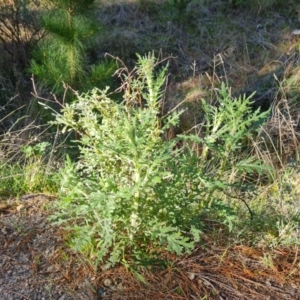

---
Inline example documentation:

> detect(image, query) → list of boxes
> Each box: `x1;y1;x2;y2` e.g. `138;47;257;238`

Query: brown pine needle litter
0;194;299;299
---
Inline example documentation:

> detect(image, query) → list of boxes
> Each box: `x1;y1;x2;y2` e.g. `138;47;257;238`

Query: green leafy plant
51;54;201;268
179;84;271;215
50;53;270;269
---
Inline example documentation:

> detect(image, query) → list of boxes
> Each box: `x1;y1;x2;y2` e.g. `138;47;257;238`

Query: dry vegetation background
2;0;300;299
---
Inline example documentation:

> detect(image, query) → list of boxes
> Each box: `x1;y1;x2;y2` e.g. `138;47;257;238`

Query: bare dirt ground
1;194;300;299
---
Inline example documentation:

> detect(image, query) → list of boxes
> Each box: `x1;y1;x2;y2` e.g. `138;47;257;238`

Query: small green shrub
50;53;270;269
30;0;106;97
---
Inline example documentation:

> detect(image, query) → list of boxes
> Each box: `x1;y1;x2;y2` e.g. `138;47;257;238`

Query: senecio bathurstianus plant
49;53;270;269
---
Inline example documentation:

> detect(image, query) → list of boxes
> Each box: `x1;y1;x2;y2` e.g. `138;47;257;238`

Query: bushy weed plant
50;54;270;268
